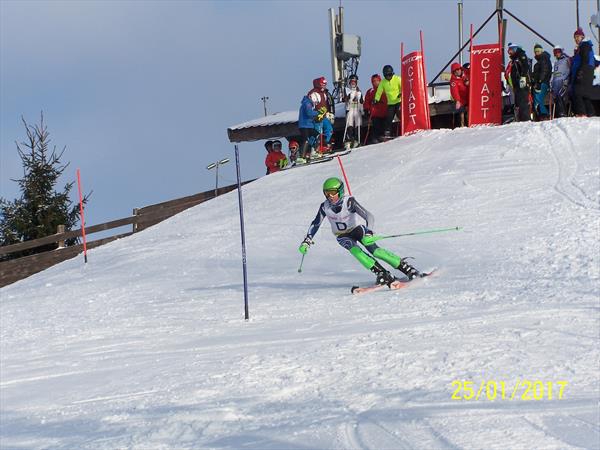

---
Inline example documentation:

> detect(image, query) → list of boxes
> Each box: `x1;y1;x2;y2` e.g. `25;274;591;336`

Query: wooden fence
0;180;253;288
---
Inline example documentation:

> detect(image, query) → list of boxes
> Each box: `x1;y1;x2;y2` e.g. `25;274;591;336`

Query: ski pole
298;253;306;273
363;226;462;244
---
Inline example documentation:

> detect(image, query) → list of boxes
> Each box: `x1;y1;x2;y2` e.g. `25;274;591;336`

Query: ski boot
371;262;396;287
397;259;422;280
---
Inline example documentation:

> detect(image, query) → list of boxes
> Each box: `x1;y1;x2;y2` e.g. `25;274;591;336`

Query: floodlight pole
206;158;230;198
261;96;269;116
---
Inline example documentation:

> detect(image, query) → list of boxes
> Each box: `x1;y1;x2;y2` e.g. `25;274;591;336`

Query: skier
308;77;335;151
265;140;288;174
343;74;363;149
550;45;571;118
507;43;532;121
450;62;470;127
298;95;319;161
298;177;423;287
373;65;401;139
288;139;303;166
531;43;552;120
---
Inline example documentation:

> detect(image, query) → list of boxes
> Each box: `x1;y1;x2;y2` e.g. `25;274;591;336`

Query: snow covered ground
1;118;599;450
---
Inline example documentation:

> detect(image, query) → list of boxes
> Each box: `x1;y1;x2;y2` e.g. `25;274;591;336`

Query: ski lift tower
328;6;361;102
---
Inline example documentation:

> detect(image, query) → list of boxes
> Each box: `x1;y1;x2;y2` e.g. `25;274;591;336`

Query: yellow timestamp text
451;380;568;401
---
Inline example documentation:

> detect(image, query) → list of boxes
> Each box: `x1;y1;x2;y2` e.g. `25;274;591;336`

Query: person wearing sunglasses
298;177;424;287
531;44;552;120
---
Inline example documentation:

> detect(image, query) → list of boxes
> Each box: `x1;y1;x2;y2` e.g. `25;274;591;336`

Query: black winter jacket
532;51;552;85
509;48;531;88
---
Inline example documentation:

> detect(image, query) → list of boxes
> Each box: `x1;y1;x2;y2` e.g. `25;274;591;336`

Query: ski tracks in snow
543;120;600;211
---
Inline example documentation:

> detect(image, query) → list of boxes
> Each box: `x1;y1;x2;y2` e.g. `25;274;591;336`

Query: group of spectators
450;27;598;123
264;27;598;175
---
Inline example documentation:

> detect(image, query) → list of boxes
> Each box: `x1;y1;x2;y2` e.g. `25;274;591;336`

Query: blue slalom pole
234;145;250;321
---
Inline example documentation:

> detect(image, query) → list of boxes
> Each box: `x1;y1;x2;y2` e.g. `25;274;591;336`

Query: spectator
570;27;596;117
550;45;571;118
288;139;303;166
374;65;401;139
265;139;288;174
263;140;274;175
363;74;387;144
308;77;334;151
450;62;470;126
507;43;531;121
343;74;363;148
298;95;319;160
531;43;552;120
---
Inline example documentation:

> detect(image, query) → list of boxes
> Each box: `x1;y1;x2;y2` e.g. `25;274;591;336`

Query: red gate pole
336;155;352;197
76;169;88;263
400;42;404;136
468;24;475;126
420;31;431;129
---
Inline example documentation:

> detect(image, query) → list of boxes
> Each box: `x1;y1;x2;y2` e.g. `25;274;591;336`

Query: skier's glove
519;77;527;89
278;158;288;169
298;237;313;255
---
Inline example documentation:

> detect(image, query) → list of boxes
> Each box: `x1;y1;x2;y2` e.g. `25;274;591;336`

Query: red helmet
451;62;462;73
288;140;299;150
313;76;327;89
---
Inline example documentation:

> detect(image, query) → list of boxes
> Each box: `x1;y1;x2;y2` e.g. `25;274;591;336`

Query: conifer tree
0;113;88;260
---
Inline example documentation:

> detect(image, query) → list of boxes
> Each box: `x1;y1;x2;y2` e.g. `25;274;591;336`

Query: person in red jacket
265;139;288;174
363;74;388;143
450;62;470;126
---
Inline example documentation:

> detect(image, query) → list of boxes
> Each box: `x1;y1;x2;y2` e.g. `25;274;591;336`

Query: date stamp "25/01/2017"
451;380;568;401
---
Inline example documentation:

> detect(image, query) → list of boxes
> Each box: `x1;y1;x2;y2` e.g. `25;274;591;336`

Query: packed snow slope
1;118;599;450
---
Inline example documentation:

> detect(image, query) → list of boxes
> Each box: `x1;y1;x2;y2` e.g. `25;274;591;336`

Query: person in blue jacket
570;28;597;117
298;95;319;161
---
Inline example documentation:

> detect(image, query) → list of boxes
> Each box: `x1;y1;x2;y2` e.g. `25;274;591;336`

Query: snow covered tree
0;113;87;260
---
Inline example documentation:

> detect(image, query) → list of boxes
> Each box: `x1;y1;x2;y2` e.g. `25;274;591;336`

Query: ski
283;156;334;171
350;269;437;295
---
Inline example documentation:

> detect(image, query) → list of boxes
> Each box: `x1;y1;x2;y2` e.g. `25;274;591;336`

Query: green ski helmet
322;177;344;199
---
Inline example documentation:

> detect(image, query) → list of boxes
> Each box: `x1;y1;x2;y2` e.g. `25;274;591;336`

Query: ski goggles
324;189;339;196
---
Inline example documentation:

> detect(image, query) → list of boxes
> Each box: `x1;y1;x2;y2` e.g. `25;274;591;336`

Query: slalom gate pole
367;226;462;243
76;169;88;264
336;153;352;196
234;145;250;321
298;253;305;273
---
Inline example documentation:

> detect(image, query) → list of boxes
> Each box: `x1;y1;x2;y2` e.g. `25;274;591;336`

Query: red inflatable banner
401;50;430;135
468;43;503;126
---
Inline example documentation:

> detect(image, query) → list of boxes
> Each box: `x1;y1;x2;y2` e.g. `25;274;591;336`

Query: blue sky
1;0;597;229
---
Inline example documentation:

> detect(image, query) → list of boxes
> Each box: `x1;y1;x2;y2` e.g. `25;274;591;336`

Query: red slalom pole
336;155;352;196
76;169;88;263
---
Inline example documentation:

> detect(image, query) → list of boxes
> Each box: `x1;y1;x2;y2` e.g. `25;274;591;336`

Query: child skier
298;177;424;286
